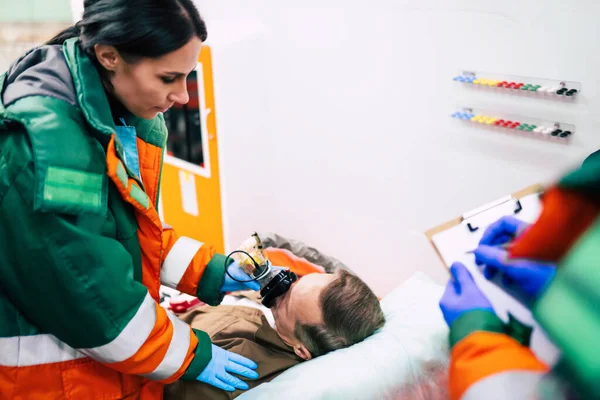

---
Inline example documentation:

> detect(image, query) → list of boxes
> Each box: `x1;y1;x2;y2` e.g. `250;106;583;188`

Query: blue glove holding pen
473;246;556;305
479;215;530;247
197;345;259;392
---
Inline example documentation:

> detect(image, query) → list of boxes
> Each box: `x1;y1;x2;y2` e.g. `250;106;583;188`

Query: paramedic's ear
94;44;121;71
293;345;312;361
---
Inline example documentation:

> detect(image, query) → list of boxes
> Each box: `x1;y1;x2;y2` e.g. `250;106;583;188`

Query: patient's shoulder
178;304;264;338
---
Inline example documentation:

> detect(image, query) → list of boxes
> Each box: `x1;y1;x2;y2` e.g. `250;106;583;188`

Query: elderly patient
164;268;385;399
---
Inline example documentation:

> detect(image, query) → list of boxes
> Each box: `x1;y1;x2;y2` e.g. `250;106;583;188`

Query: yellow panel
161;46;225;253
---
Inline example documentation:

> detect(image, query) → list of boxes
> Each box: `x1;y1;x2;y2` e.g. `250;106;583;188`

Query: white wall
199;0;600;296
66;0;600;295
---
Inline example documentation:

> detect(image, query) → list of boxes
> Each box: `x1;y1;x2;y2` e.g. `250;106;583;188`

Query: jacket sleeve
160;225;228;306
448;310;549;400
0;134;210;383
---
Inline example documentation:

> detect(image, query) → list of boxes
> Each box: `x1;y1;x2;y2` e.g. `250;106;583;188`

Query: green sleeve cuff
196;253;230;306
450;310;505;347
181;329;213;380
450;310;534;348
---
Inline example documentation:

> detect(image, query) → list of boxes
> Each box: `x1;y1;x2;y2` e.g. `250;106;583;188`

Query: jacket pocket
61;358;124;400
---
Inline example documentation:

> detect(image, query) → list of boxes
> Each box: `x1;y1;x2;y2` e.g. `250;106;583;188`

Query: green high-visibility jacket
0;38;228;398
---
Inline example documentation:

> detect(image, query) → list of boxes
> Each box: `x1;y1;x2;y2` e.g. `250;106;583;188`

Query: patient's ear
293;345;312;360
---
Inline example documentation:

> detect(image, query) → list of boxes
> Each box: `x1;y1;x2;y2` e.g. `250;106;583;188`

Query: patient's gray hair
294;269;385;358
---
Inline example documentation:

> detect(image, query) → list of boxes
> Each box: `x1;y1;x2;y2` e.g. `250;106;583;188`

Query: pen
465;243;513;254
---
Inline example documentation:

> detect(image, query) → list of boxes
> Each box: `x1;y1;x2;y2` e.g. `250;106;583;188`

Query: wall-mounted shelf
451;107;575;143
452;70;581;100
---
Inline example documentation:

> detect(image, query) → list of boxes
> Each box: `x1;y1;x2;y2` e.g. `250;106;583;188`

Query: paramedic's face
271;273;336;360
94;37;202;119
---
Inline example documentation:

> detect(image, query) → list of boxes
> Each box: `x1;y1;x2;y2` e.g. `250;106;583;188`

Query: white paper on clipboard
431;193;561;366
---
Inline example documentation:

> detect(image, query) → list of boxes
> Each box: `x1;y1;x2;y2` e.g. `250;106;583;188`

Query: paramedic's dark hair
46;0;207;62
294;269;385;358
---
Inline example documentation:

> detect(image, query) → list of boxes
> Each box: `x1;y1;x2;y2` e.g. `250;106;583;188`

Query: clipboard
425;183;560;366
425;184;544;267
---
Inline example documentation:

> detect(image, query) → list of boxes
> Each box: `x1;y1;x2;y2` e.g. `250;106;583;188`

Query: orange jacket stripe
106;302;173;376
80;293;158;364
142;312;194;381
135;136;163;206
164;331;201;385
264;248;325;276
176;244;216;296
450;331;549;400
104;136;200;381
134;139;166;298
107;136;163;299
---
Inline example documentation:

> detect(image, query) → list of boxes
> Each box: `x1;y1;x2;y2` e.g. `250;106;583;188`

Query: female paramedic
439;150;600;399
0;0;262;398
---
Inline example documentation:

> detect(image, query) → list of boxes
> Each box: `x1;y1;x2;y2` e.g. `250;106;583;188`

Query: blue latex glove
221;262;261;292
479;215;530;247
197;344;259;392
439;262;495;327
474;245;556;304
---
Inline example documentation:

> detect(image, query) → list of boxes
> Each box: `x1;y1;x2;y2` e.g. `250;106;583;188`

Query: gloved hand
474;245;556;304
197;344;259;392
221;262;261;292
479;215;530;247
439;262;495;327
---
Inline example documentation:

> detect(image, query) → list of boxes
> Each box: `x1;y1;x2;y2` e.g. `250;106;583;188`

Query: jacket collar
62;38;115;137
0;73;7;120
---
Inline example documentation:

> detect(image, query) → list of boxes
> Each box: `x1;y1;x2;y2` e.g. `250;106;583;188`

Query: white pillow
238;272;449;400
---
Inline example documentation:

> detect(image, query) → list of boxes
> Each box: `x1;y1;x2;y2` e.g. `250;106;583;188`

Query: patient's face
271;273;336;360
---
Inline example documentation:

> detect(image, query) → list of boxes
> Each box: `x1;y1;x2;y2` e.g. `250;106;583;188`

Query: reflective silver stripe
0;334;85;367
160;237;203;289
462;371;544;400
142;311;192;380
0;294;157;367
80;293;157;363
